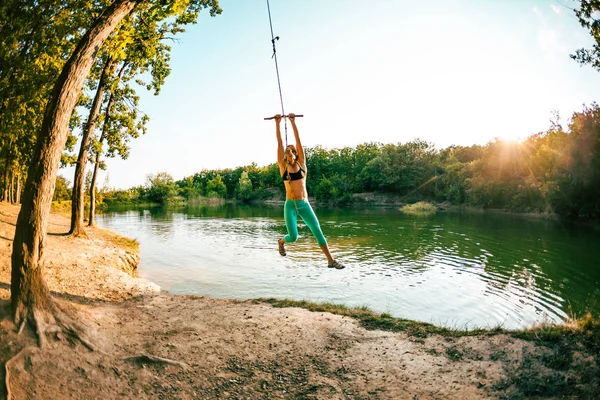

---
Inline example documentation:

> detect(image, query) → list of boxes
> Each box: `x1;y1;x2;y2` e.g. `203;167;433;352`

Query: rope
266;0;299;212
266;0;288;146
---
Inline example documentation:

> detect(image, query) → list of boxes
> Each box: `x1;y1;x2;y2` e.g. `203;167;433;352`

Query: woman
274;113;344;269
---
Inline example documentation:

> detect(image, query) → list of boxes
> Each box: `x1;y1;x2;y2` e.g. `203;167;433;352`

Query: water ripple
97;206;600;330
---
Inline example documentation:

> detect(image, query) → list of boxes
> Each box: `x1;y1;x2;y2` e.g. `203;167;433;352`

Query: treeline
97;104;600;220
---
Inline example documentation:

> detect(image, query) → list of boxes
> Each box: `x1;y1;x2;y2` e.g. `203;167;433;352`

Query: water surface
96;204;600;330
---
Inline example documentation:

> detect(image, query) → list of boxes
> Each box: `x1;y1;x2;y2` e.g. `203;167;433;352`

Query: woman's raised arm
275;114;285;173
289;113;305;166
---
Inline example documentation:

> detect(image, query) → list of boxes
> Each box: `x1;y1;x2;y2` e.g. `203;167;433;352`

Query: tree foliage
236;171;253;202
146;172;177;203
0;0;98;200
53;175;72;201
73;0;221;230
206;173;226;198
571;0;600;71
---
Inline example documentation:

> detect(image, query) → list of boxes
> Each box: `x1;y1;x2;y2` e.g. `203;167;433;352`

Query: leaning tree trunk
88;149;102;227
88;61;127;227
11;0;140;344
70;57;116;236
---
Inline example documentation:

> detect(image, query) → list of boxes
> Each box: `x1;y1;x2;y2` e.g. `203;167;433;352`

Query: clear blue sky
64;0;600;189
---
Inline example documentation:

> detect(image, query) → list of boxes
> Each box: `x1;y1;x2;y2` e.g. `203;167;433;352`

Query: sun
496;130;523;143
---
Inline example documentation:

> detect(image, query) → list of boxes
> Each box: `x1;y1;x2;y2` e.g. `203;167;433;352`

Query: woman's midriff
284;180;308;200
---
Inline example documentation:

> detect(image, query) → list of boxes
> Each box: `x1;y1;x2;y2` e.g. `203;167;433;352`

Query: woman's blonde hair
285;145;298;157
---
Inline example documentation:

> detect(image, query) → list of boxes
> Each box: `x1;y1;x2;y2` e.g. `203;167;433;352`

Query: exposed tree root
4;347;37;400
16;298;97;352
71;230;89;239
5;299;99;398
124;354;189;368
17;320;25;336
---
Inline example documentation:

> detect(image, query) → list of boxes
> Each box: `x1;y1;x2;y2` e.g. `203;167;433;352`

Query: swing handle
264;114;304;120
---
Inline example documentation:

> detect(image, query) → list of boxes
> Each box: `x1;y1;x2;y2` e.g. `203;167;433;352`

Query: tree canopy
571;0;600;71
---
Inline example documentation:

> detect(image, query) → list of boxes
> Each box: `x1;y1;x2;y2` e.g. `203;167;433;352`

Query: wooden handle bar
264;114;304;120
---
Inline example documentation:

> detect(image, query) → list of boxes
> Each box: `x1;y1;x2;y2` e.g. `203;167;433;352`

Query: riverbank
0;202;597;399
98;190;563;220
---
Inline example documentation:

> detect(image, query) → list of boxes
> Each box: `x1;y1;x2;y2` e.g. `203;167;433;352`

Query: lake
96;203;600;330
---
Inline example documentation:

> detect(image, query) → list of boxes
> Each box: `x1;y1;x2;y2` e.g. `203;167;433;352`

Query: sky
62;0;600;190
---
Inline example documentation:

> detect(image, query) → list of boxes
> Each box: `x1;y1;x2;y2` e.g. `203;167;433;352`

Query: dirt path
0;202;584;399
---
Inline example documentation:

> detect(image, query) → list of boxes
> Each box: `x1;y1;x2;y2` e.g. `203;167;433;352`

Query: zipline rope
266;0;288;146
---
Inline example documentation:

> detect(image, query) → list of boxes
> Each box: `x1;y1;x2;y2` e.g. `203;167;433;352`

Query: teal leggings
283;199;327;246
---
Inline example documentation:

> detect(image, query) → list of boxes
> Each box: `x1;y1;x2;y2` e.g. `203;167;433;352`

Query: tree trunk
2;156;9;202
88;61;126;227
88;153;101;227
11;0;140;338
70;57;116;236
16;172;21;204
10;169;15;203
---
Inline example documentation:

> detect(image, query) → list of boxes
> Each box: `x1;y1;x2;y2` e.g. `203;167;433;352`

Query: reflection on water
97;204;600;329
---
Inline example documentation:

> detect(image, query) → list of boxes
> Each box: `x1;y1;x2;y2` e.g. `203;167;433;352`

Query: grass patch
187;196;226;206
400;201;437;215
492;355;574;398
100;200;160;209
489;350;507;361
109;234;139;252
94;226;139;252
498;312;600;398
445;346;463;361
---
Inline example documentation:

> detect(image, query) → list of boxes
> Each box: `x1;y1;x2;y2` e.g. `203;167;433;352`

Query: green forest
89;104;600;220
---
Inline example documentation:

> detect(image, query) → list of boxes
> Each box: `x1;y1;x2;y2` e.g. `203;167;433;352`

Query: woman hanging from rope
274;114;345;269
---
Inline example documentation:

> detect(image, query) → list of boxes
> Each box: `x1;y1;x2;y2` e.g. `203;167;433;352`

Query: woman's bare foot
278;238;286;256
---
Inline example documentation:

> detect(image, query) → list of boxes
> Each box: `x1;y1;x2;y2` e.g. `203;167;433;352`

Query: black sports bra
282;166;305;182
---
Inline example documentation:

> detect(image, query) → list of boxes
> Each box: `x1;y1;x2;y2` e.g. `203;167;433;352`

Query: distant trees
206;174;227;198
146;172;177;204
53;175;72;202
98;104;600;221
548;105;600;218
97;104;600;222
236;171;253;202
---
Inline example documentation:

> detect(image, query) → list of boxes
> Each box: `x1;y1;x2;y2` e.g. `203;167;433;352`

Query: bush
401;201;437;215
